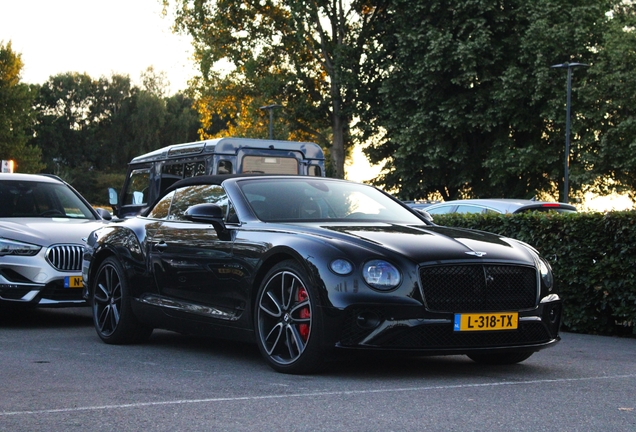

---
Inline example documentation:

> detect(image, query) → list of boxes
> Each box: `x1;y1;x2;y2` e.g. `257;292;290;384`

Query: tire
467;351;534;365
91;256;152;344
254;260;325;374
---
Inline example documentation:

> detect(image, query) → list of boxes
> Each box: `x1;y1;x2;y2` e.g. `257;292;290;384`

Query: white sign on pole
1;160;14;173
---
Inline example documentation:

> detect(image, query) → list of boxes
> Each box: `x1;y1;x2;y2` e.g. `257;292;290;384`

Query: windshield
0;180;96;219
238;178;424;224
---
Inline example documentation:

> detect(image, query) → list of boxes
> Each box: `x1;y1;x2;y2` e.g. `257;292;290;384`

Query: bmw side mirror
95;208;112;221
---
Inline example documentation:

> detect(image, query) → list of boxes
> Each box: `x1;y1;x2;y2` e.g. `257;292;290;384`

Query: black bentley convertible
82;175;561;374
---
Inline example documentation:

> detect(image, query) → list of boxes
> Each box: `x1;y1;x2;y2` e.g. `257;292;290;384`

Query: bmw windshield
0;180;97;219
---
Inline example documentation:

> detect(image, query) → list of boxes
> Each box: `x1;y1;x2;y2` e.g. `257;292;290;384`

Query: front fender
84;225;151;300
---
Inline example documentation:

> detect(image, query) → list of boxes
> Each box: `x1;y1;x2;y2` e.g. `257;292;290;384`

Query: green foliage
28;72;203;201
0;41;44;172
433;211;636;335
361;0;634;203
166;0;390;178
71;171;126;207
577;4;636;199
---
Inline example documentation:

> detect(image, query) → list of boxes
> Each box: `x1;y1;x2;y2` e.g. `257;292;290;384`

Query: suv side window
123;168;151;205
218;160;233;174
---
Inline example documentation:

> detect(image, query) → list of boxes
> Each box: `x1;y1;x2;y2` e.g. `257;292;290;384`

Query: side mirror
95;208;112;221
108;187;119;206
184;203;231;240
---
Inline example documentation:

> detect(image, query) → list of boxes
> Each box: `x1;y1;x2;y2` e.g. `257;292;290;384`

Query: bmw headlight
362;260;401;290
0;238;41;256
539;259;554;291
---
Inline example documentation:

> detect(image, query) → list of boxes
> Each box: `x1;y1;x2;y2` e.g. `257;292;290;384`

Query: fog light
356;311;381;329
549;305;561;324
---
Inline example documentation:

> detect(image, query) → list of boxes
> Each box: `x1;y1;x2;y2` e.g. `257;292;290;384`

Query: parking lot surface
1;307;634;431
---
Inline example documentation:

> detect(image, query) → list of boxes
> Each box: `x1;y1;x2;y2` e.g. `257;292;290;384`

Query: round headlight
330;259;353;275
362;260;401;290
539;259;553;291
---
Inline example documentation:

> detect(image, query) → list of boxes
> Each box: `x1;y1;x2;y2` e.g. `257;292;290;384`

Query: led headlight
539;259;554;291
0;238;41;256
362;260;401;290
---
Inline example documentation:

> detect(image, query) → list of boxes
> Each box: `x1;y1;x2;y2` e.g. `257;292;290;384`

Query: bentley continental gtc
82;175;561;374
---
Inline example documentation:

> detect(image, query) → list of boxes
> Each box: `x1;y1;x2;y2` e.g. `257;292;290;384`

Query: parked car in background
424;198;577;216
110;137;326;219
83;175;561;374
403;200;439;211
0;173;110;308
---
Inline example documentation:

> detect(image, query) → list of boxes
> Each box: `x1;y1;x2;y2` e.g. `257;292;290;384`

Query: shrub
433;211;636;335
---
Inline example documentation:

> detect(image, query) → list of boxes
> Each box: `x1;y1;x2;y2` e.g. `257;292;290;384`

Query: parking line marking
2;373;635;417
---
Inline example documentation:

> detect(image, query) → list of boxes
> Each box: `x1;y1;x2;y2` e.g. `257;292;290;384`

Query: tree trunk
331;99;345;179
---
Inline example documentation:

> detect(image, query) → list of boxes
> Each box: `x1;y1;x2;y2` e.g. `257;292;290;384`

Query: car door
148;184;242;321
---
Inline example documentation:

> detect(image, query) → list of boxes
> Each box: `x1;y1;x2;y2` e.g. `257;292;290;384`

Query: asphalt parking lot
0;307;634;431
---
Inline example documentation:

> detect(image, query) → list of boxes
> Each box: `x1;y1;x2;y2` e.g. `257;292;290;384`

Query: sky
0;0;196;94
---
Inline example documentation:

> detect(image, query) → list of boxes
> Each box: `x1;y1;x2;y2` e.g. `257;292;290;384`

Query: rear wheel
467;351;533;365
92;257;152;344
254;260;325;374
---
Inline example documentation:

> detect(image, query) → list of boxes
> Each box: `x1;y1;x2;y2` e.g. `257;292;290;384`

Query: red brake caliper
297;287;310;341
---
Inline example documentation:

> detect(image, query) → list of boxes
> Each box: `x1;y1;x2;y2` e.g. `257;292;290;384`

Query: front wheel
91;256;152;344
254;260;325;374
467;351;534;365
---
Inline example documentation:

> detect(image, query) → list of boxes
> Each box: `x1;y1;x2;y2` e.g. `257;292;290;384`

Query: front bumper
326;296;562;355
0;268;86;307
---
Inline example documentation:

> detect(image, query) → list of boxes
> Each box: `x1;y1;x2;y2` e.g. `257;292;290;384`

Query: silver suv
0;173;110;308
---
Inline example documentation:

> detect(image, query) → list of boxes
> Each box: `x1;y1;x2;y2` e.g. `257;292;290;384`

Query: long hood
0;218;107;246
295;223;537;264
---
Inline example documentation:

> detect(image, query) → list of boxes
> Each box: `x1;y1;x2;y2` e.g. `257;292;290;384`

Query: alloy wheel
93;262;122;337
257;270;312;366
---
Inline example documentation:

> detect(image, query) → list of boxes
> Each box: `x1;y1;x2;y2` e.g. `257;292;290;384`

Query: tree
166;0;389;178
163;92;203;145
31;72;101;174
30;70;207;201
141;66;170;99
0;41;44;173
361;0;623;202
577;3;636;200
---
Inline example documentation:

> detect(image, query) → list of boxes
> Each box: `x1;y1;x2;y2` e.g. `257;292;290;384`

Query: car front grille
419;264;538;312
46;245;84;271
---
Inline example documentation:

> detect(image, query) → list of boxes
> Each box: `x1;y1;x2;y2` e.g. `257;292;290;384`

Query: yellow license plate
454;312;518;331
64;276;84;288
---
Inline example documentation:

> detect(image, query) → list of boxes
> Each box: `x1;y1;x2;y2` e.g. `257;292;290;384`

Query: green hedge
432;211;636;335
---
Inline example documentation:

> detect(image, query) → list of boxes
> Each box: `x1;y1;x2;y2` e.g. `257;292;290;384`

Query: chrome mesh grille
46;245;84;271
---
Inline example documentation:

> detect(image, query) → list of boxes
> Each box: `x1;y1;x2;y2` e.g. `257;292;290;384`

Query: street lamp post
259;104;282;140
551;62;589;204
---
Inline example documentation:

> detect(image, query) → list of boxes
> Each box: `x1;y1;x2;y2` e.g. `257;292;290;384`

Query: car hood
0;218;106;246
294;223;537;264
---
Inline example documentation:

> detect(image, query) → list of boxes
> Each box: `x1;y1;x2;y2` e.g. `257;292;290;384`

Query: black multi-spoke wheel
467;351;534;365
92;257;152;344
255;260;324;374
